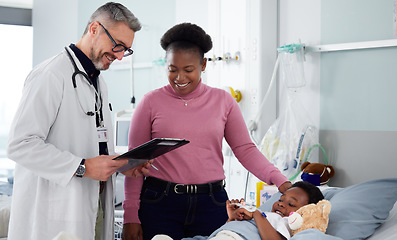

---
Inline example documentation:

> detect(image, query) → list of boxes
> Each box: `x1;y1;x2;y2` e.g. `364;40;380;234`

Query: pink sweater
123;81;287;223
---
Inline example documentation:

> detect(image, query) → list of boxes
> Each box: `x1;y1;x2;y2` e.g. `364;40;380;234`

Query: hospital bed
258;178;397;240
1;178;396;239
0;195;10;239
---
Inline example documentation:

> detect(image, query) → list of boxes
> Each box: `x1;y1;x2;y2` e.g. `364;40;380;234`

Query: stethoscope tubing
64;47;102;116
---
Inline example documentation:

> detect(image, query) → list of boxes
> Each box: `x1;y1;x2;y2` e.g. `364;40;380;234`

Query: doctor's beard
90;49;110;71
92;56;106;71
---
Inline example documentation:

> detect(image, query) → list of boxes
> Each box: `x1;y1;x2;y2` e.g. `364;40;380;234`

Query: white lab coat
7;46;116;240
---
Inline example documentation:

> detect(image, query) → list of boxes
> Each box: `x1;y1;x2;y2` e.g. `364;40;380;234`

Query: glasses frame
98;22;133;57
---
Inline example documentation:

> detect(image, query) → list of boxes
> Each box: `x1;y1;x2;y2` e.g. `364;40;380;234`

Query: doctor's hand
122;223;143;240
121;160;152;178
84;155;127;181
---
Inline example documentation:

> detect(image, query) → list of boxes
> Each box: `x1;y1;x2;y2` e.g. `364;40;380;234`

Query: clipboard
113;138;190;172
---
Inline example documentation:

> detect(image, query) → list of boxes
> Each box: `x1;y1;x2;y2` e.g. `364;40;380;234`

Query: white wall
33;0;79;66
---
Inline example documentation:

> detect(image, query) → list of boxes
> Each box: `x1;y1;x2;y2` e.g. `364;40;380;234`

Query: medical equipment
114;109;133;154
248;43;305;139
64;47;102;117
277;43;306;88
260;68;317;179
223;86;242;103
114;209;124;240
247;42;319;180
247;55;279;145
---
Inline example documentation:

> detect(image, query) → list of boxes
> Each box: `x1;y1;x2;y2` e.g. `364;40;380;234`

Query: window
0;24;33;195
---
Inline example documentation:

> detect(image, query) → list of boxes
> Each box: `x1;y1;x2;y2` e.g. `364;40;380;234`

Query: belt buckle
174;184;185;194
174;184;198;194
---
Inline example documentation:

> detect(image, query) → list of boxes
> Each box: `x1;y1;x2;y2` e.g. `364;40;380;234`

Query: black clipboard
113;138;190;172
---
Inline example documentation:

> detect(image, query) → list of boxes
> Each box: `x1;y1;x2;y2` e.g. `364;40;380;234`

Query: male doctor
7;2;146;240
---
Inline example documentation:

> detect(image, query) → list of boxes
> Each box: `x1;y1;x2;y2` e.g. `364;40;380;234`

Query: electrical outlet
251;95;257;105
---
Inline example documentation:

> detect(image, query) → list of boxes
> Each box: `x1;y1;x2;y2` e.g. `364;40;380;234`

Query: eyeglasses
98;22;134;57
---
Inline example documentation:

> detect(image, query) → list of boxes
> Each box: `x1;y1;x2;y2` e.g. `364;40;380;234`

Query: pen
150;163;159;171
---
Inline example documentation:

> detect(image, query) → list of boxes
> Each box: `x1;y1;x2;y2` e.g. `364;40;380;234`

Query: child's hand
226;198;245;221
238;208;254;220
226;199;254;221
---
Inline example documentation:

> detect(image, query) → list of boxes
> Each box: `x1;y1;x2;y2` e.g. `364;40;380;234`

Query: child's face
271;187;309;217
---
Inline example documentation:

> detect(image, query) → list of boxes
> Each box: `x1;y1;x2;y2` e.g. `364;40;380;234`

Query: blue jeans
138;179;229;240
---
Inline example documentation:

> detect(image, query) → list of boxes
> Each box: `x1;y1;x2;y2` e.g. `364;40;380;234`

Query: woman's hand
121;160;153;178
278;181;292;193
122;223;143;240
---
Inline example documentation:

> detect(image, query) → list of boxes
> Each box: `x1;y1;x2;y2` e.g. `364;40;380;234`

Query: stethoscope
65;47;102;117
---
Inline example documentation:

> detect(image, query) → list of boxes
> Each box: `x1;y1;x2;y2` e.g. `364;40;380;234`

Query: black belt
144;177;225;194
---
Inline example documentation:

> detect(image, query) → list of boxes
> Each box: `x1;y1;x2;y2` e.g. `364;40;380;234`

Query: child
222;181;324;240
152;181;324;240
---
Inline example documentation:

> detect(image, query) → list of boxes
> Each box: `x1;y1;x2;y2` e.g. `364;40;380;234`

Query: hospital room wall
319;0;397;187
278;0;321;130
279;0;397;187
33;0;79;66
33;0;177;115
277;0;322;171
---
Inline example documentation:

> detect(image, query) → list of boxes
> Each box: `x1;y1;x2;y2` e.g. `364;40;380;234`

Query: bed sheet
366;201;397;240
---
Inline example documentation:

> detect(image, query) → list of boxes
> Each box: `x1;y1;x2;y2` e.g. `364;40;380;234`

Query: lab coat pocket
47;178;97;222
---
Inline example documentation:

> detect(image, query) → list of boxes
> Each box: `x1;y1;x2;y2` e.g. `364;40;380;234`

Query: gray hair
83;2;141;34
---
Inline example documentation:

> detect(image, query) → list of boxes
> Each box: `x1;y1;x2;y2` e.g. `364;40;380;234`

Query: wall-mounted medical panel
202;0;278;200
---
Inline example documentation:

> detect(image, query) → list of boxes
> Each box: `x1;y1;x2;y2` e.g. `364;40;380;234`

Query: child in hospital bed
222;181;324;240
152;181;324;240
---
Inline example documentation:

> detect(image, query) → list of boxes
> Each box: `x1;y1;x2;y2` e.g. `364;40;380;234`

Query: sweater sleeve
123;95;153;224
224;94;288;187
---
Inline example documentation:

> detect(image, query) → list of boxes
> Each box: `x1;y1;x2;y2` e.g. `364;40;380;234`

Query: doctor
7;2;145;240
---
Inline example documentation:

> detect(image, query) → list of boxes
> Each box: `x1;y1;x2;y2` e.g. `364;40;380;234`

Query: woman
122;22;291;240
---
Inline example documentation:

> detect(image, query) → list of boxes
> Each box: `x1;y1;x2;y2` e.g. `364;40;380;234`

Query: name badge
97;127;108;142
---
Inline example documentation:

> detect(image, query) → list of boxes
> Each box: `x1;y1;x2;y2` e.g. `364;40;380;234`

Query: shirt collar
165;80;206;99
69;44;100;84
